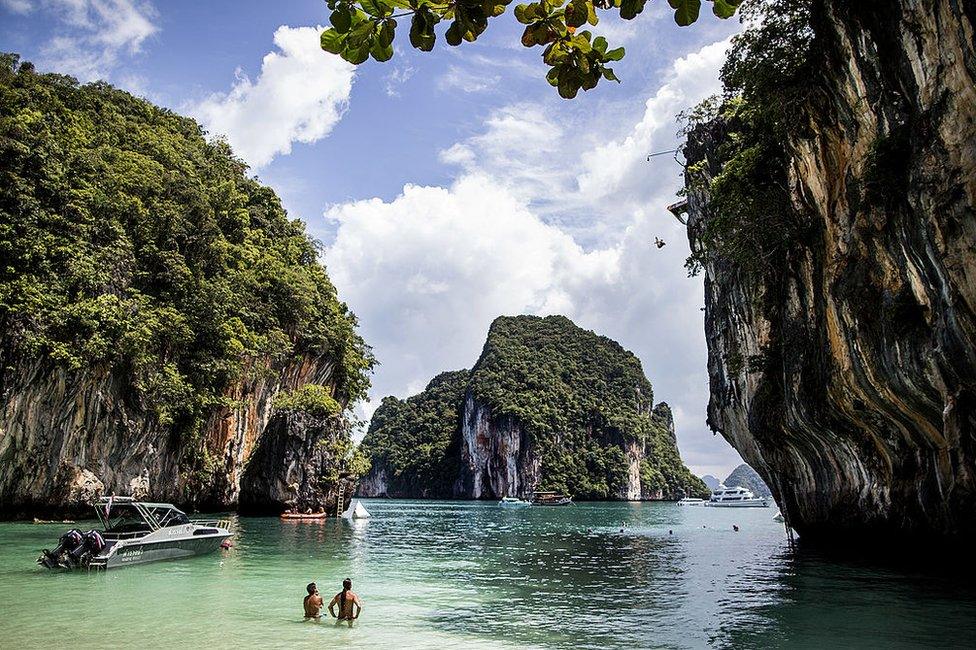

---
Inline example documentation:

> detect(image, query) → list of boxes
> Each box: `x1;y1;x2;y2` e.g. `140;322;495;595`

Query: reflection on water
1;500;974;648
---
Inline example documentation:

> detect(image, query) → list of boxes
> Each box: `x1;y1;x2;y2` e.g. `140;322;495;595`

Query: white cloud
1;0;33;14
325;37;745;476
192;26;354;169
36;0;158;80
326;175;620;424
384;62;415;97
438;64;501;93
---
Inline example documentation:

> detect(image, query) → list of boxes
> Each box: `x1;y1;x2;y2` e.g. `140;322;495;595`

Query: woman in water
329;578;362;626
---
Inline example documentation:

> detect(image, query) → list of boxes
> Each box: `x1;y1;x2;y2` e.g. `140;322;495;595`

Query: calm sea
1;500;974;648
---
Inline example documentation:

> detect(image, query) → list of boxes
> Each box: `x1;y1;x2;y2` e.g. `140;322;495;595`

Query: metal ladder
336;482;345;518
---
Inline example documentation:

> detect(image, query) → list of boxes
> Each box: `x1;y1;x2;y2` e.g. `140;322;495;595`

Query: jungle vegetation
362;315;708;500
0;55;374;468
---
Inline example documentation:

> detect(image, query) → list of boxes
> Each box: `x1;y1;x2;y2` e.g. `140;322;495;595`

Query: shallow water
2;500;974;648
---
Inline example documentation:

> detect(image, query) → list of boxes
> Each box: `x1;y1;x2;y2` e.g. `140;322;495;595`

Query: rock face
238;410;355;515
685;0;976;545
0;58;371;518
723;464;772;498
455;393;541;499
701;475;721;491
0;354;335;516
360;315;707;501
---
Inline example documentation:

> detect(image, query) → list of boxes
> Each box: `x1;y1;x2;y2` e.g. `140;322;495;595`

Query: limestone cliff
0;57;372;518
360;315;707;501
683;0;976;545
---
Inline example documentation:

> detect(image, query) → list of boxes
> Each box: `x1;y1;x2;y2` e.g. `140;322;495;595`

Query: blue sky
1;0;746;479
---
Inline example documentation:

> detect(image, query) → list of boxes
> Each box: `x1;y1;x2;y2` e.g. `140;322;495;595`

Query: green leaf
565;0;588;28
347;19;377;47
546;66;560;86
619;0;646;20
514;3;536;23
571;34;592;53
330;6;353;32
592;35;607;53
604;46;624;61
361;0;393;17
341;44;371;65
668;0;700;25
586;2;599;25
370;39;395;61
445;21;463;46
320;28;346;55
379;18;397;48
602;67;619;82
711;0;738;18
409;10;436;51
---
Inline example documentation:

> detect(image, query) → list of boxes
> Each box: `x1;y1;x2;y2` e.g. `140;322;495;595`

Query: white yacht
498;496;531;507
677;497;705;506
38;496;232;570
706;485;770;508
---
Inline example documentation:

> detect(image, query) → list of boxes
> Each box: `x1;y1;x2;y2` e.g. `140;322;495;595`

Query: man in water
328;578;362;624
304;582;323;620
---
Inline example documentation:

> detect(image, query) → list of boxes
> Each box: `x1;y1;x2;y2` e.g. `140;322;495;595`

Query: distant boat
706;485;770;508
678;498;705;506
532;491;573;506
280;511;327;521
498;496;531;507
773;511;785;522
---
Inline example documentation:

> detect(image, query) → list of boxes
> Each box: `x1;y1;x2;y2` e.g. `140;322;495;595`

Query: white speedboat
531;492;573;506
678;498;705;506
706;485;770;508
773;511;786;522
498;496;530;507
38;496;232;570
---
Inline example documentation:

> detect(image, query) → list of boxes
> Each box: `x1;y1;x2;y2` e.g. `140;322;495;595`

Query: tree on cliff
319;0;743;98
0;54;374;491
361;315;708;500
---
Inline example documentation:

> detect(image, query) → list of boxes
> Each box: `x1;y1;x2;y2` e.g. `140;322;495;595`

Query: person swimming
329;578;362;624
304;582;323;620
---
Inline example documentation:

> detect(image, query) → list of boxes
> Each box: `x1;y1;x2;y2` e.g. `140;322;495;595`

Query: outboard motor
82;529;105;557
64;529;106;567
38;528;84;569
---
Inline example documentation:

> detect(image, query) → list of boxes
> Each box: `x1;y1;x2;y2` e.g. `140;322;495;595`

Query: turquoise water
2;500;974;648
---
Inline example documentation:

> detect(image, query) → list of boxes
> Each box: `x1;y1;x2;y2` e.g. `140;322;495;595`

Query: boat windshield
102;504;152;533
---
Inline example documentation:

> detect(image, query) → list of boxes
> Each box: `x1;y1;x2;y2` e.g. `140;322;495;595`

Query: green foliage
0;55;374;460
320;428;373;482
275;384;343;417
360;370;468;496
319;0;741;98
363;316;705;500
682;0;813;275
471;316;704;498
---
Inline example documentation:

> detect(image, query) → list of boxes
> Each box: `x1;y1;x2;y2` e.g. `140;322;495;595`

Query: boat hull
707;500;770;508
104;533;231;569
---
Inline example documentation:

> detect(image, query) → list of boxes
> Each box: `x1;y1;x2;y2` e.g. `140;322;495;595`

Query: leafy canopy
681;0;813;276
320;0;742;99
362;316;708;499
0;54;374;455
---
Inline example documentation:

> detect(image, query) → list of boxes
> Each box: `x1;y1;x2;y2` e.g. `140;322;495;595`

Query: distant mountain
360;315;708;501
701;475;721;491
723;464;772;498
